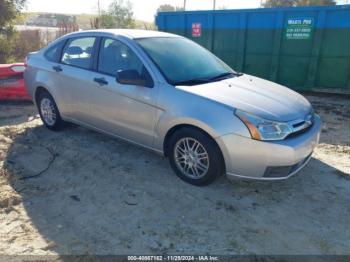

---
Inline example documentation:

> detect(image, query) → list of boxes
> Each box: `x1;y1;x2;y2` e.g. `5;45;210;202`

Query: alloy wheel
174;137;210;179
40;97;57;126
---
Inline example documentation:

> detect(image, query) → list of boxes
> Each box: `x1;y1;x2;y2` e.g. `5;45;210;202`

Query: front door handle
52;65;62;72
94;77;108;86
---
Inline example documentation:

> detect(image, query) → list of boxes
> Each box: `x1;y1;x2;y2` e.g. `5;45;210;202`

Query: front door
87;37;159;148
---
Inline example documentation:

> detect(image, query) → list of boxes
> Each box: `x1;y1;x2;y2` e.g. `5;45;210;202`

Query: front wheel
168;128;225;186
37;91;63;130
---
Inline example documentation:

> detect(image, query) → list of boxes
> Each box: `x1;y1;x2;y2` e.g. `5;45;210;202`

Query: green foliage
0;0;26;63
100;0;135;29
13;12;29;25
0;0;25;29
0;35;15;63
157;4;184;12
12;30;41;62
263;0;294;7
297;0;336;6
263;0;336;7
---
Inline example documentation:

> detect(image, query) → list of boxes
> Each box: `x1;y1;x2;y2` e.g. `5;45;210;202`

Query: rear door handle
94;77;108;86
52;65;62;72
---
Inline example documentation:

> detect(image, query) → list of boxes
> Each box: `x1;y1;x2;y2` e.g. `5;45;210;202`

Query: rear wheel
168;127;225;186
37;91;63;130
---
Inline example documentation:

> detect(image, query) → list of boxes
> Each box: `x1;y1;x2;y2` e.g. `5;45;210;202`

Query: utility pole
183;0;186;10
213;0;216;10
97;0;101;17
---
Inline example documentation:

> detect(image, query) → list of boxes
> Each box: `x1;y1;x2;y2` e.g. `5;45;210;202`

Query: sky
25;0;348;22
24;0;262;22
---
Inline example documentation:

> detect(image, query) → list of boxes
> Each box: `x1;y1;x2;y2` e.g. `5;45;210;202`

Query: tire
168;127;225;186
37;91;64;131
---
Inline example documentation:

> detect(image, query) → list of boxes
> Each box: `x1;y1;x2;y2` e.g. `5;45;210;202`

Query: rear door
35;40;67;113
86;37;159;147
55;36;98;123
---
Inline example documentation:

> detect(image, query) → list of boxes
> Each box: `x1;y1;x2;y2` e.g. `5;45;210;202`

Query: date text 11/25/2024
127;255;219;261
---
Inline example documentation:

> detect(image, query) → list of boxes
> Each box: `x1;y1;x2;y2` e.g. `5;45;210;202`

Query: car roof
67;29;180;39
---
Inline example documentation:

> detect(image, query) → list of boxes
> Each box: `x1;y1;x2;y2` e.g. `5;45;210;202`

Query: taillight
11;65;26;73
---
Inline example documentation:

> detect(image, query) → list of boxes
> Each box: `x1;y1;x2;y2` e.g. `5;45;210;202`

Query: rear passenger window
61;37;96;69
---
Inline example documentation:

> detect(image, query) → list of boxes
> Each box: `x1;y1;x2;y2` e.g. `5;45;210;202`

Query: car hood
176;74;312;122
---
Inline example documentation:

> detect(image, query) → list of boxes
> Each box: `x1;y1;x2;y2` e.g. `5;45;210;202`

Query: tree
263;0;295;7
156;4;184;13
157;4;175;12
0;0;26;63
12;30;41;61
100;0;135;29
296;0;336;6
263;0;336;7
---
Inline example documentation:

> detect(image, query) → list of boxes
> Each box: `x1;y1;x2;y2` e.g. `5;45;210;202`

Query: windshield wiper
208;72;243;82
174;78;211;86
174;72;243;86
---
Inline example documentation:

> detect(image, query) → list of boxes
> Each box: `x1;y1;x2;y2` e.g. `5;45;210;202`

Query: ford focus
24;29;321;186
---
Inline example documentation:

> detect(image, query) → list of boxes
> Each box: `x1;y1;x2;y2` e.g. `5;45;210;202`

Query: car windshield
136;37;237;86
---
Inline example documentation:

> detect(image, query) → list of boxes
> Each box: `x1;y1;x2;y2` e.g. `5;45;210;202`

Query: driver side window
98;38;153;87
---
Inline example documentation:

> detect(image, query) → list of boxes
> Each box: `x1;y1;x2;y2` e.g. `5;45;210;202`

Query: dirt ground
0;94;349;255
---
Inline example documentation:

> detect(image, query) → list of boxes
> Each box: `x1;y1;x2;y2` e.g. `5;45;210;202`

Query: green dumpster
156;5;350;93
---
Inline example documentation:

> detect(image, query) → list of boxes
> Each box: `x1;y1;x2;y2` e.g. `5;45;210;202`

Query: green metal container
156;5;350;93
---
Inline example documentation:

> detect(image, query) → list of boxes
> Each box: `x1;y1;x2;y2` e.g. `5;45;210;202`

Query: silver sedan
24;29;321;186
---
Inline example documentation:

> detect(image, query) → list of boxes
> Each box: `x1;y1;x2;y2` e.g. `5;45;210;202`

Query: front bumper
216;114;321;180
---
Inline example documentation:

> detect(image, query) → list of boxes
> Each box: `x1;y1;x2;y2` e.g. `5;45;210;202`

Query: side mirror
66;46;83;55
116;69;146;87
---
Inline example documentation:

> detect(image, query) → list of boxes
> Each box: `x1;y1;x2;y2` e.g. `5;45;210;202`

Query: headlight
235;109;292;141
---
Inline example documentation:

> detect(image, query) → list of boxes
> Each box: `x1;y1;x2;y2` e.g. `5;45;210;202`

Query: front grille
286;124;312;138
293;120;307;129
286;112;315;139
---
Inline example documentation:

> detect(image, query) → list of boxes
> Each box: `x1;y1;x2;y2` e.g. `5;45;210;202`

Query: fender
152;84;250;153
